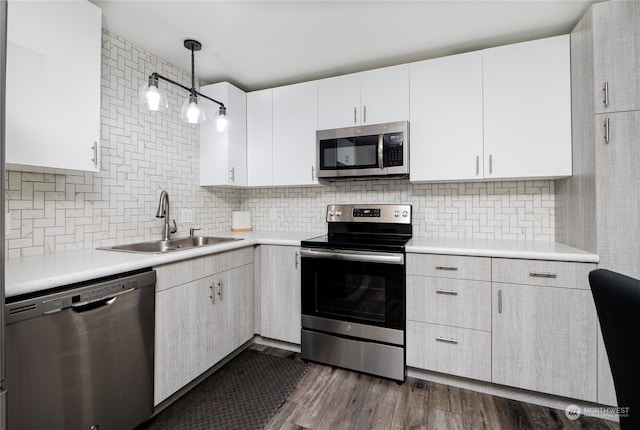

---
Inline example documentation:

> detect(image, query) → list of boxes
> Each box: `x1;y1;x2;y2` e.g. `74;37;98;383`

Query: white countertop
5;231;315;298
406;237;599;263
5;231;598;298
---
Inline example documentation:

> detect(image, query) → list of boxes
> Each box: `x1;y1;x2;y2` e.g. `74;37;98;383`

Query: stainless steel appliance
316;121;409;179
1;0;8;427
301;204;411;381
5;269;156;430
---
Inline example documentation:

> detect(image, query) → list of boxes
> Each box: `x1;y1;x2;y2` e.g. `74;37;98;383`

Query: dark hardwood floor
250;345;620;430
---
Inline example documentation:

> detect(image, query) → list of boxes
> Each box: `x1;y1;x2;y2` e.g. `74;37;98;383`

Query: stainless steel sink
98;236;242;253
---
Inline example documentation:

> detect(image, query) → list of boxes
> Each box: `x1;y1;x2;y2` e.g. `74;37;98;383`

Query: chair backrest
589;268;640;429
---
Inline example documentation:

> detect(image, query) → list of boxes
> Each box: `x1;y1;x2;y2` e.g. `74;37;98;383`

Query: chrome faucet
156;190;177;240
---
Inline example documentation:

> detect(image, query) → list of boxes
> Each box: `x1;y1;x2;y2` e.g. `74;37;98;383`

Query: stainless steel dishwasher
5;268;156;430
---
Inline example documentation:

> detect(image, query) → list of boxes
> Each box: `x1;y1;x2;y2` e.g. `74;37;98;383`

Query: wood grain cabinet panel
407;321;491;382
492;258;594;289
406;254;491;281
491;281;598;402
155;247;253;292
260;245;301;344
153;250;254;405
407;275;491;331
592;1;640;114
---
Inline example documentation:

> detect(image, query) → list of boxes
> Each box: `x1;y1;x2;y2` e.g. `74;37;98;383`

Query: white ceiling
91;0;599;92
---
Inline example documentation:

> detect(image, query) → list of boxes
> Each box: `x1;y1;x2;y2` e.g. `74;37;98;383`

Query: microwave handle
378;134;384;169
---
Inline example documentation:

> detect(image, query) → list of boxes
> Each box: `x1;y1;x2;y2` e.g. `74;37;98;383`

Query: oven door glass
301;250;405;330
319;135;380;170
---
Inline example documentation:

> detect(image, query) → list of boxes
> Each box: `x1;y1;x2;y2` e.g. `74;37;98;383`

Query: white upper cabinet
199;82;247;187
247;89;274;187
482;35;572;180
6;0;102;172
272;80;319;186
318;64;409;130
592;1;640;114
410;52;484;182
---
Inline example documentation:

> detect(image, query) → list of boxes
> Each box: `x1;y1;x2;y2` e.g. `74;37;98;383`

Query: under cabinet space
407;321;491;382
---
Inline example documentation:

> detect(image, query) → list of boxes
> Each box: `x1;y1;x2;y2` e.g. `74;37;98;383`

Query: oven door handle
300;248;404;265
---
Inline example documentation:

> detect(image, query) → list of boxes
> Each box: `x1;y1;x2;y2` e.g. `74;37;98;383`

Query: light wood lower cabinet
154;249;254;405
406;254;492;381
407;253;601;403
491;258;598;402
259;245;301;344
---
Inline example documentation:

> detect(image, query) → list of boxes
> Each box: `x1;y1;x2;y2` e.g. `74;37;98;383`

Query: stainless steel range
300;204;411;381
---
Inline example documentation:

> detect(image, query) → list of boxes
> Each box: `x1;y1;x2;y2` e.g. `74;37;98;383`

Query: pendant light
139;39;227;130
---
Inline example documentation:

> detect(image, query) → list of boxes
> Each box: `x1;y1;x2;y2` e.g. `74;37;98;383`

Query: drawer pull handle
436;336;458;345
435;265;458;271
529;272;557;279
435;289;458;296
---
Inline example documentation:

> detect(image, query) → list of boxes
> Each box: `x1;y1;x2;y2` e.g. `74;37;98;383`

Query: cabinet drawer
407;275;491;331
407;321;491;382
492;258;596;289
406;254;491;281
155;247;254;291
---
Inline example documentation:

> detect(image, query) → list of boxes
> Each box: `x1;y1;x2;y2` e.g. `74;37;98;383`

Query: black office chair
589;269;640;430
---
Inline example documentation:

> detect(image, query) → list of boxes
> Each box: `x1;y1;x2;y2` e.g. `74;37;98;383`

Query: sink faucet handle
189;227;201;238
170;219;177;234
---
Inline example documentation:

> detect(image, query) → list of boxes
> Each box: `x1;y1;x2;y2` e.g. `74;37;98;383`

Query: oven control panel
327;204;411;224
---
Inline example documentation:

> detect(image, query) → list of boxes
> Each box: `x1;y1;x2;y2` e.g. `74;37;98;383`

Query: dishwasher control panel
5;269;156;324
42;280;137;314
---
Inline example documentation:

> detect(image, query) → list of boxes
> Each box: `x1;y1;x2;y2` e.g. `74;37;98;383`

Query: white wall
4;31;555;258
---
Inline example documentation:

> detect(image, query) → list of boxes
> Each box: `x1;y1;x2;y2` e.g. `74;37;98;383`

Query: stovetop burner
302;204;412;252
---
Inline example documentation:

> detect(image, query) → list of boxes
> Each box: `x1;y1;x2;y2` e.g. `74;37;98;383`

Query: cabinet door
492;283;597;401
595;112;640;279
593;1;640;113
213;264;255;362
154;277;216;404
200;82;247;186
409;52;483;182
483;35;572;179
260;246;301;344
272;81;319;186
6;0;101;172
360;64;409;126
247;89;274;186
317;73;361;129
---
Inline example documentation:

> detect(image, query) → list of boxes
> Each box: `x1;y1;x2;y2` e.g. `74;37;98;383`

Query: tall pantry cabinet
555;0;640;407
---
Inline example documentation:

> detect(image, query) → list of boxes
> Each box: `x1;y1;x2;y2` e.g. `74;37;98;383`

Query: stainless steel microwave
316;121;409;179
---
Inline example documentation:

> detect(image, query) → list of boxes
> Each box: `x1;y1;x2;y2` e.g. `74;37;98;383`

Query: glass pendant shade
181;94;206;124
216;106;228;132
140;76;168;112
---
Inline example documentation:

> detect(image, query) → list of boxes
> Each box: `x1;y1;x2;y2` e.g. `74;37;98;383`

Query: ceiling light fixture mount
140;38;227;130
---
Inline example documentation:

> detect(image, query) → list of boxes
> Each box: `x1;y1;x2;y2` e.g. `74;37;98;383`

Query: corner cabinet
259;245;301;344
6;0;101;172
153;248;254;405
247;88;274;186
272;81;319;186
491;259;597;402
317;64;410;130
199;82;247;186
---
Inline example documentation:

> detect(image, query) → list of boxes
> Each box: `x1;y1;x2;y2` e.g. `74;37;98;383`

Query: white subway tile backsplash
3;31;556;258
